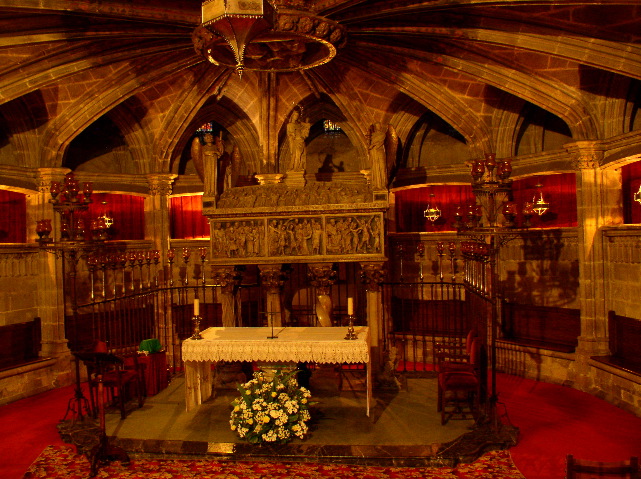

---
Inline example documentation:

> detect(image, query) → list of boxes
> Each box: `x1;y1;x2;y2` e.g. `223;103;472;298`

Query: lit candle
194;298;200;317
347;297;353;316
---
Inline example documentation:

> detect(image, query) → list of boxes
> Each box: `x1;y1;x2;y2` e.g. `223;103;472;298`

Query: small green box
139;338;162;353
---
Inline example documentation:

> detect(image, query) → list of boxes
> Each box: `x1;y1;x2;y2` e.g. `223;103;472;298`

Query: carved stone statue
368;122;398;190
286;108;310;172
224;145;240;193
191;132;224;196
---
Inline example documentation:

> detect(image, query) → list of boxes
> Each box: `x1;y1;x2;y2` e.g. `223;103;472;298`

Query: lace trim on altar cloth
182;326;370;364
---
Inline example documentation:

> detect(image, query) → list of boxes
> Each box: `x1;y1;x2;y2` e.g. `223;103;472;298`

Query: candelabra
344;297;357;340
416;242;425;282
36;172;114;248
452;153;546;245
344;314;357;340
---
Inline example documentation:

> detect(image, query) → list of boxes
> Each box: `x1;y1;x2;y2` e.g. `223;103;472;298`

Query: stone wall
0;247;40;326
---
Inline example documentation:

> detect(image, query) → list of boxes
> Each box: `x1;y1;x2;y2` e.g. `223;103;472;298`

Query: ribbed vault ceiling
0;0;640;187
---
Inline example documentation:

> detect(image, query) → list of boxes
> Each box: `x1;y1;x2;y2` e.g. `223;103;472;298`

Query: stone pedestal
255;173;284;185
284;170;306;188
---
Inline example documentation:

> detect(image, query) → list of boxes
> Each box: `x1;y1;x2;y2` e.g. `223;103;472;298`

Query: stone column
146;174;177;361
307;263;337;327
34;168;74;385
360;261;387;375
34;169;71;357
145;174;177;252
567;142;611;372
259;264;288;328
211;266;241;327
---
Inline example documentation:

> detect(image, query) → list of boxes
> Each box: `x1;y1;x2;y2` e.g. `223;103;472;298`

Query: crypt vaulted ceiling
0;0;640;191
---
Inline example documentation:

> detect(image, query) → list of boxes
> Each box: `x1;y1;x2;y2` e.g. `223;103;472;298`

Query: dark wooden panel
390;297;469;335
607;311;641;372
501;302;580;352
0;317;41;370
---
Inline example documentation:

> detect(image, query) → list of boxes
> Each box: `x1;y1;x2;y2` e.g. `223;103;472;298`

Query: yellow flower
262;416;270;423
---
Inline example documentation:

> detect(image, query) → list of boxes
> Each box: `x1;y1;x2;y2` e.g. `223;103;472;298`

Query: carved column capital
146;174;178;196
259;264;288;292
36;167;71;193
211;266;241;293
565;141;604;170
307;263;337;295
360;261;387;292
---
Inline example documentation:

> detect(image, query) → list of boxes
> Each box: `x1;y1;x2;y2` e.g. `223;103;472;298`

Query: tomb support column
308;263;337;327
259;264;288;328
211;266;242;327
361;261;387;375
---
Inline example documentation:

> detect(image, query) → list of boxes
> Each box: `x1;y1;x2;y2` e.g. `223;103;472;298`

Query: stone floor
93;366;516;466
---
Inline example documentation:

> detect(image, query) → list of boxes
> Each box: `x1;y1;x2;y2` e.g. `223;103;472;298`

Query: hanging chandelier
423;192;441;222
193;0;347;77
532;183;550;216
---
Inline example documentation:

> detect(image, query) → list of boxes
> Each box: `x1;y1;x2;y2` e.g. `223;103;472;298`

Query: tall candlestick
194;298;200;316
347;297;353;316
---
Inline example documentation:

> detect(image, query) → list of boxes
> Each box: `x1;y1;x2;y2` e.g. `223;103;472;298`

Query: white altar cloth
182;326;371;415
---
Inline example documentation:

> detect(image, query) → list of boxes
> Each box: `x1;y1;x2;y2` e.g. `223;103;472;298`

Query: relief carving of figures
326;215;382;255
191;132;225;197
211;220;263;258
217;182;371;209
286;108;311;172
267;217;320;257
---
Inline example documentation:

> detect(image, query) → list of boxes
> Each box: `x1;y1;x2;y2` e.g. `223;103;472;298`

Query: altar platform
103;368;517;467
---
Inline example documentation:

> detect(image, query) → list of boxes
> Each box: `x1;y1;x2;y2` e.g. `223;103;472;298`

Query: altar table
182;326;371;416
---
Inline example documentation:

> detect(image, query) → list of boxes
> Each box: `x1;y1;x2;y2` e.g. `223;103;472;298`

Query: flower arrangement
229;369;312;444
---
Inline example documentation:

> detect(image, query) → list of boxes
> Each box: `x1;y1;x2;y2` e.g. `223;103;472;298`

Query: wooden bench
501;302;580;353
592;311;641;375
0;317;42;371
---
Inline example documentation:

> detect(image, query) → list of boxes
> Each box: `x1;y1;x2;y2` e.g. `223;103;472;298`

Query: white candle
194;298;200;317
347;297;353;316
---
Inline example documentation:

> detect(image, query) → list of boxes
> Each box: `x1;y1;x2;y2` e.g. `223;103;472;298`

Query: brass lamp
423;192;441;222
532;183;549;216
634;184;641;205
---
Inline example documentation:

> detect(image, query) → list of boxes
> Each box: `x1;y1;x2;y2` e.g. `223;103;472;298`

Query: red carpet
22;445;525;479
2;374;641;479
499;374;641;479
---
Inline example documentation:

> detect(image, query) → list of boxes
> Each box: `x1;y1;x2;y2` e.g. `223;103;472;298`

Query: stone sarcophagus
202;174;388;264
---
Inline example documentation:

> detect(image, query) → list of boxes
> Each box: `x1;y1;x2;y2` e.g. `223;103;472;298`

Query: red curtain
511;173;577;228
88;193;145;240
395;185;474;232
622;160;641;224
394;173;577;233
0;190;27;243
170;195;210;239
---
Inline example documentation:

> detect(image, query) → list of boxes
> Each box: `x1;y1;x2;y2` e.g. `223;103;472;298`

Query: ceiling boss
192;0;347;77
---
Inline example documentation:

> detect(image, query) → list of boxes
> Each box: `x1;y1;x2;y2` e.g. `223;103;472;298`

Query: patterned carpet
23;445;525;479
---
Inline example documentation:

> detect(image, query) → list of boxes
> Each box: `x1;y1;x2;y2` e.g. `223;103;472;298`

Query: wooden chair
436;333;481;425
84;343;145;420
566;455;639;479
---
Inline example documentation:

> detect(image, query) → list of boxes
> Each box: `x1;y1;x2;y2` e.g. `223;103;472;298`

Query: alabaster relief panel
267;217;322;256
211;219;265;258
209;214;384;259
325;214;382;255
216;182;372;209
